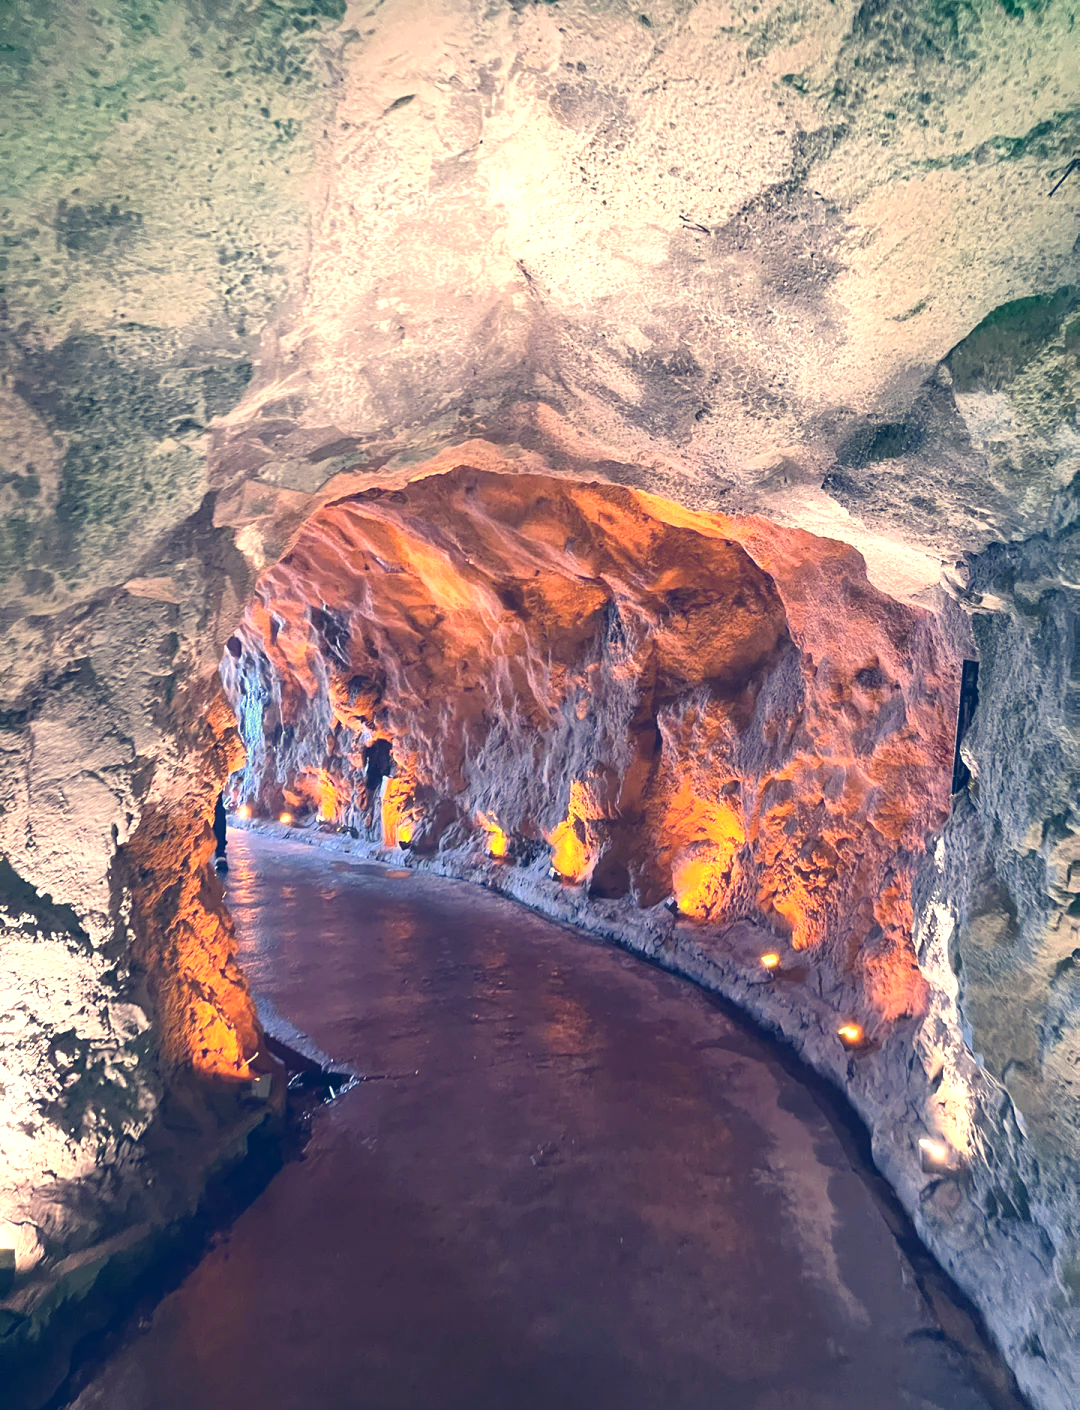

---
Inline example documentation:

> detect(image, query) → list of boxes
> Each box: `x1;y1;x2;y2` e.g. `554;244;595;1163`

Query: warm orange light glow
231;467;959;1033
837;1023;864;1046
309;767;343;823
237;803;252;820
918;1137;951;1165
379;762;418;849
477;812;508;858
760;952;781;970
279;811;293;825
664;782;746;922
123;711;262;1089
548;782;592;882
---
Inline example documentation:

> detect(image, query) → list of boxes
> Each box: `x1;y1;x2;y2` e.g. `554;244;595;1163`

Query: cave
224;468;956;987
3;0;1080;1406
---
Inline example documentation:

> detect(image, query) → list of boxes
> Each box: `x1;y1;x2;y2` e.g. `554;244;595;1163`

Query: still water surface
73;831;999;1410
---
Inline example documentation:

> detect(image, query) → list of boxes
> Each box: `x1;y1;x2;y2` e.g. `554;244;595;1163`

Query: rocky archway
223;465;957;1010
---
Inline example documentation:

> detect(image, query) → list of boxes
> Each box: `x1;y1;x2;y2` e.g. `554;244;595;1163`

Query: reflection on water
221;835;259;911
71;829;1013;1410
541;987;596;1061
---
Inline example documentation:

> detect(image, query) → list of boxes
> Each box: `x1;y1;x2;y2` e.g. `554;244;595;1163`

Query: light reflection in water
541;983;595;1059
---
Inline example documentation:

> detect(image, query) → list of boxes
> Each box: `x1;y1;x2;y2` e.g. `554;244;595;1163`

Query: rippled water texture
72;832;997;1410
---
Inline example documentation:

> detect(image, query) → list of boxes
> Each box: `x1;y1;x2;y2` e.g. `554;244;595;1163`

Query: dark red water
72;831;997;1410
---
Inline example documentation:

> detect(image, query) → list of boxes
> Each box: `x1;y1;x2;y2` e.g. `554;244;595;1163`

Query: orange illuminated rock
223;464;958;1022
549;782;595;884
121;693;261;1083
478;813;509;859
381;761;418;850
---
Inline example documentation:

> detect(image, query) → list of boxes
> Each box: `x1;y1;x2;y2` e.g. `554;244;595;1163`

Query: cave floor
72;831;998;1410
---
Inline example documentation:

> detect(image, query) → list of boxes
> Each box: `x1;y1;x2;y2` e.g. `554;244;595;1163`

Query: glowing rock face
223;466;956;1022
662;782;746;922
548;783;594;883
380;768;418;851
477;813;508;859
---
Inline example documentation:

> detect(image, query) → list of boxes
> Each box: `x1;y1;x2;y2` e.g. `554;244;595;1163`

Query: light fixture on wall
837;1022;864;1048
760;952;781;971
487;829;507;859
918;1136;960;1174
279;812;293;825
237;804;252;820
477;812;508;859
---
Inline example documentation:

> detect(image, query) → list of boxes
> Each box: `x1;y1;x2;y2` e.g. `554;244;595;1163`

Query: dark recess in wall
952;658;980;794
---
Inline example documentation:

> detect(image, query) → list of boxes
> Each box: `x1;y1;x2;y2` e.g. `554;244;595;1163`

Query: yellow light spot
760;952;781;970
548;782;591;882
918;1137;950;1165
477;812;508;858
312;768;342;823
379;761;417;849
837;1023;863;1046
666;784;746;922
237;804;252;820
279;812;293;825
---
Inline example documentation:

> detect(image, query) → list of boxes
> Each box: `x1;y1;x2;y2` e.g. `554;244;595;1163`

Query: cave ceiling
3;0;1079;638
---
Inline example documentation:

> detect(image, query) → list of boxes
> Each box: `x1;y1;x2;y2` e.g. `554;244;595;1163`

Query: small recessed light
918;1137;958;1172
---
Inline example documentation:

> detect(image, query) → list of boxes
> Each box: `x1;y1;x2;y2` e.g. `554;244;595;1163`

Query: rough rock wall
0;581;264;1354
1;0;346;1350
901;477;1080;1382
0;494;274;1387
874;481;1080;1406
224;463;959;1021
960;480;1080;1162
202;0;1080;593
